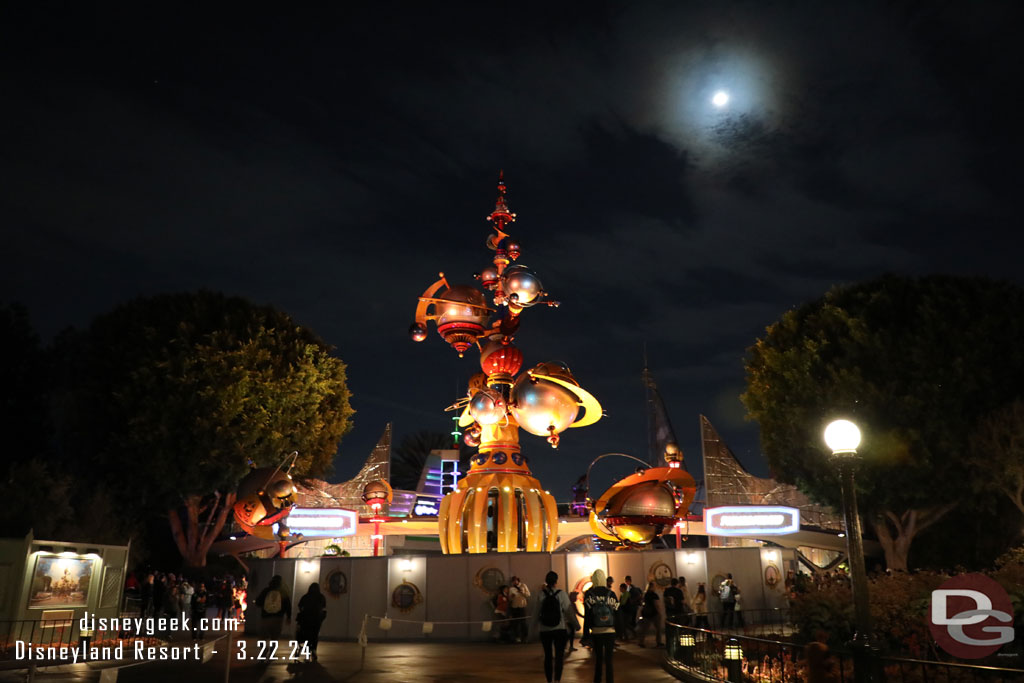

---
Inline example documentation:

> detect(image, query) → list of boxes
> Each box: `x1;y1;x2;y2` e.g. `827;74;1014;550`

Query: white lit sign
704;506;800;536
413;496;440;517
286;507;358;537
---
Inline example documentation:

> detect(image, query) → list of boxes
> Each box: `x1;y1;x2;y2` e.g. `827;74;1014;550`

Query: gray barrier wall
244;547;797;641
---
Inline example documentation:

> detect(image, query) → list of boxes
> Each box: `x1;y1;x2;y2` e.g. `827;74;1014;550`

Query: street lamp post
824;419;875;683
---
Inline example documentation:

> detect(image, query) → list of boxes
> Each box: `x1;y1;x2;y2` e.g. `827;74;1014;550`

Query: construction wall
244;547;798;641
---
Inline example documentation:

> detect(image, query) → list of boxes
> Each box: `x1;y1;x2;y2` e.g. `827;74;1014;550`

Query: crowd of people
124;570;247;638
483;569;739;682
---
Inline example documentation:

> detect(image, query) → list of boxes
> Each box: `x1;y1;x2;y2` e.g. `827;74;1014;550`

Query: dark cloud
1;1;1021;491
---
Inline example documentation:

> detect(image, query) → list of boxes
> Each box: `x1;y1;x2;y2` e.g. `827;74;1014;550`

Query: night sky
3;3;1022;497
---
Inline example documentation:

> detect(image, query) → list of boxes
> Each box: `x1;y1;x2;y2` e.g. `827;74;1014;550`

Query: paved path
2;638;680;682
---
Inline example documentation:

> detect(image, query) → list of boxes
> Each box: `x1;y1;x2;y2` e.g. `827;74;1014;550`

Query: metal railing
675;608;794;638
664;622;1024;683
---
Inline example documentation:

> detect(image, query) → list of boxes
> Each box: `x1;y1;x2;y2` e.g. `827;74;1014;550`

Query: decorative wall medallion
647;560;675;588
764;564;781;588
325;569;348;598
510;452;524;465
491;451;508;465
710;573;726;598
392;580;423;613
473;566;505;595
472;452;489;466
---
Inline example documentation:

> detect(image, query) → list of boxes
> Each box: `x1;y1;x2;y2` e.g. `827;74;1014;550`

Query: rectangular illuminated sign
413;495;441;517
285;507;358;537
704;506;800;536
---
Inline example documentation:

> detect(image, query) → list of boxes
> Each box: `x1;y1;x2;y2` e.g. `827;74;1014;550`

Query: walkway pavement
2;638;679;682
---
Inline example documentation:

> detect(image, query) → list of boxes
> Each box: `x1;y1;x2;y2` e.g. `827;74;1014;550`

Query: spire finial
487;170;515;231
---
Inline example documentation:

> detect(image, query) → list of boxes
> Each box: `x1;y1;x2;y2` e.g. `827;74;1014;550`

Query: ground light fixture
678;632;696;665
724;638;743;683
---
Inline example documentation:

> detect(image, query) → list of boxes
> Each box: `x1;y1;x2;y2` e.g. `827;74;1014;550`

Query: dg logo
928;573;1015;659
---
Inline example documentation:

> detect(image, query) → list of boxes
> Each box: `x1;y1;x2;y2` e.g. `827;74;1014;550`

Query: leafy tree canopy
742;275;1024;568
54;291;354;564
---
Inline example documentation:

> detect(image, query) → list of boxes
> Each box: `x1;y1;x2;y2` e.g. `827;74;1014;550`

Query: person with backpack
719;573;736;628
583;569;618;683
254;575;292;638
636;582;663;648
536;571;572;683
508;576;531;643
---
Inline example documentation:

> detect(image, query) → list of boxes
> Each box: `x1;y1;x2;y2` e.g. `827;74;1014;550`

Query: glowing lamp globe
824;419;861;454
500;265;543;306
510;362;580;437
479;265;499;289
435;285;489;355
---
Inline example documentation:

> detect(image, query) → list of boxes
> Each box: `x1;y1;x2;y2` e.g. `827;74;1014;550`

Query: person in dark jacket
584;569;618;683
191;583;209;640
296;583;327;662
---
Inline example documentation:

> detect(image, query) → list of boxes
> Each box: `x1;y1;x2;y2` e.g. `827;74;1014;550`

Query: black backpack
540;588;562;627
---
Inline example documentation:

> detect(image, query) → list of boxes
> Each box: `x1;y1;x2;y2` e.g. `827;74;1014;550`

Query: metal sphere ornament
469;389;507;426
510;362;580;439
480;340;523;377
505;241;521;260
463;424;482;447
409;322;428;342
479;265;499;289
435;285;490;356
500;265;543;307
362;479;393;510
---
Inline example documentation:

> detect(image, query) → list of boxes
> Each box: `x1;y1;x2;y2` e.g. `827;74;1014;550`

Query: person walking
254;575;292;639
296;583;327;662
584;569;618;683
636;582;663;647
508;576;531;643
536;571;572;683
732;583;744;628
693;583;709;629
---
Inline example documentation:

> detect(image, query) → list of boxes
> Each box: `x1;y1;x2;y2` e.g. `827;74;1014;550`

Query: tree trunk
168;491;237;568
869;504;955;572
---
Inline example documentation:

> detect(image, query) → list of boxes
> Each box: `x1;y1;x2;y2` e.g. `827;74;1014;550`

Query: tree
54;291;353;567
742;275;1024;571
968;400;1024;517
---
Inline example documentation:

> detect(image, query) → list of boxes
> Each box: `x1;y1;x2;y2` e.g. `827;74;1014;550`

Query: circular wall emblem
510;452;524;465
764;564;781;588
648;560;674;588
392;581;423;613
473;452;489;466
491;451;507;465
473;566;506;595
928;573;1014;659
325;569;348;598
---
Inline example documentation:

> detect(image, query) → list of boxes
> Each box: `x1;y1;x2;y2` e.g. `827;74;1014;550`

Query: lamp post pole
825;419;875;683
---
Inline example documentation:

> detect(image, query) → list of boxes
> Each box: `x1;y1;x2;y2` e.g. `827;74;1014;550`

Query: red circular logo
928;573;1015;659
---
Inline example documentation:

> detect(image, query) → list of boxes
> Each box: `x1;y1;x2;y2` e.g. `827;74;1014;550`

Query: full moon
711;90;730;108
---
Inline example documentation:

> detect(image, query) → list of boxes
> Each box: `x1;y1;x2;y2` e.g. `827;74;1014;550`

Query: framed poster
29;556;94;609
